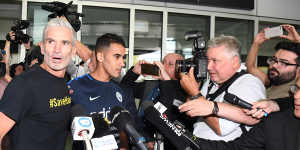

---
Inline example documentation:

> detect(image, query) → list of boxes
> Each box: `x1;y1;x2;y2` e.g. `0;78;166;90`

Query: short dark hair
95;33;125;53
275;41;300;64
9;62;24;78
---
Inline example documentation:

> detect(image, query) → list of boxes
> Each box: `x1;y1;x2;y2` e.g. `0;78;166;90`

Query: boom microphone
142;101;200;150
224;92;268;116
109;106;148;150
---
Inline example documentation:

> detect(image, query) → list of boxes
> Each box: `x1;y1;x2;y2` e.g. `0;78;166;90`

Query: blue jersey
68;74;129;119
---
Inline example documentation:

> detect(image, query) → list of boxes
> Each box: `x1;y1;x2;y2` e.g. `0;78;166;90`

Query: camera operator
178;35;266;141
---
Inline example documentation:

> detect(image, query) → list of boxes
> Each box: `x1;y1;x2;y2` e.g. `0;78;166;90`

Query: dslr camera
42;1;84;32
175;31;207;81
6;20;31;44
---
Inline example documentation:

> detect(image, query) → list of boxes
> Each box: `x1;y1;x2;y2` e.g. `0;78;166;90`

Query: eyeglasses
267;56;299;67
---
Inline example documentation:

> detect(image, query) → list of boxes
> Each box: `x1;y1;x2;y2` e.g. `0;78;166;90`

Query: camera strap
206;70;248;133
206;70;247;101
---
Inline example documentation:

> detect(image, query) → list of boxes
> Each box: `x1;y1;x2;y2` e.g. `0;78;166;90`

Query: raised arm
74;40;92;62
246;29;270;86
3;32;14;82
281;24;300;43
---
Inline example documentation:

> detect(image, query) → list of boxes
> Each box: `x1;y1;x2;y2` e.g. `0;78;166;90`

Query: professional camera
175;31;207;81
41;1;84;32
6;20;31;44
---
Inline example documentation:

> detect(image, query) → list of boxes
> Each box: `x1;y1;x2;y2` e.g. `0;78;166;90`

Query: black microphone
224;92;268;117
109;106;148;150
142;101;199;150
223;92;253;109
89;113;120;150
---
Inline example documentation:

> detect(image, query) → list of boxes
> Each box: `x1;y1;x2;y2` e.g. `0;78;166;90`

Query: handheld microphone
71;104;95;150
224;92;268;117
109;106;148;150
142;101;200;150
89;113;119;150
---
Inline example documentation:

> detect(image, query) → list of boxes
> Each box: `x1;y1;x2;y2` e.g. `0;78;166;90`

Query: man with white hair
179;35;266;141
0;18;76;150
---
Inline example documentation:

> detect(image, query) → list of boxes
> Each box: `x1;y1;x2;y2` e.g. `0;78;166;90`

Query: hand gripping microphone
109;106;148;150
71;104;95;150
142;101;200;150
89;113;119;150
224;92;268;117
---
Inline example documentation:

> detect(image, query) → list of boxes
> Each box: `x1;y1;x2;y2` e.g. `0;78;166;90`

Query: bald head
163;53;184;80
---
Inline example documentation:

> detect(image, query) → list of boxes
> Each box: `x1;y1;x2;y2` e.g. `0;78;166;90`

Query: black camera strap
206;70;248;133
206;70;247;101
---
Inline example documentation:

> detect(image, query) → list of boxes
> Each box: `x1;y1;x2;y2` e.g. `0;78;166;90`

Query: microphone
142;101;200;150
109;106;148;150
71;104;95;150
89;113;119;150
224;92;268;117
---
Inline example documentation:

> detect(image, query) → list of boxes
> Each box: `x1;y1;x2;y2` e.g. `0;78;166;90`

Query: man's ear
96;52;103;63
40;42;45;55
232;55;240;68
296;67;300;79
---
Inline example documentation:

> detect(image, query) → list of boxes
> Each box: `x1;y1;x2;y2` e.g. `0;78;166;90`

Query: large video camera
41;1;84;32
6;20;31;44
175;31;207;81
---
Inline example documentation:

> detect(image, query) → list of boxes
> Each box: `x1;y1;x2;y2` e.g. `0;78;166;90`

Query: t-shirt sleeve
219;74;266;136
228;74;266;105
0;77;33;123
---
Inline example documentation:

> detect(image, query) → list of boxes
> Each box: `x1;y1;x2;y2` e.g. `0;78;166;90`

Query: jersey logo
89;96;100;101
116;92;122;103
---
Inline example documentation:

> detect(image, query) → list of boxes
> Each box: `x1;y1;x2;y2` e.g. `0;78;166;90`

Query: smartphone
141;64;159;76
265;26;283;38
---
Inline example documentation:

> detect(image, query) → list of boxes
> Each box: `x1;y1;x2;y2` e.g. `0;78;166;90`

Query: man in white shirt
179;35;266;141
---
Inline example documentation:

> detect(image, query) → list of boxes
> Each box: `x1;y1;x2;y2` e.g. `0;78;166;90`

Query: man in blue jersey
68;33;137;150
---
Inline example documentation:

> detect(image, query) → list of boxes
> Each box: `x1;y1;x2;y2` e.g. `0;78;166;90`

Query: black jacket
196;107;300;150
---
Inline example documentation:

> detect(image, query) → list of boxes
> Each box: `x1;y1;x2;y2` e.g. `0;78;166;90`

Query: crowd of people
0;4;300;150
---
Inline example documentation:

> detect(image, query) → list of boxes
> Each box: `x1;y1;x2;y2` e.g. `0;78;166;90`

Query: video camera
175;31;207;81
6;20;31;44
41;1;84;32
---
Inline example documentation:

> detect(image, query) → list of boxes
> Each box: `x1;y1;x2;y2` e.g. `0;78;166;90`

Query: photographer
121;53;195;150
246;25;300;99
179;35;266;141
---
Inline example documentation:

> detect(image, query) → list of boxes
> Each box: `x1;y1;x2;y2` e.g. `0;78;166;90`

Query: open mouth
52;56;63;63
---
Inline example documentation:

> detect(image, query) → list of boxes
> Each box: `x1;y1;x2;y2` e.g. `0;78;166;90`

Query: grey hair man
179;35;266;141
0;18;76;150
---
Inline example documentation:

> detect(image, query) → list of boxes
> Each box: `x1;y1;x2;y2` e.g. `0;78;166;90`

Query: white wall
257;0;300;20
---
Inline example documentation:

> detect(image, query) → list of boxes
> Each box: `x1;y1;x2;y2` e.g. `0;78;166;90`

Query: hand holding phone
265;26;283;38
141;64;159;76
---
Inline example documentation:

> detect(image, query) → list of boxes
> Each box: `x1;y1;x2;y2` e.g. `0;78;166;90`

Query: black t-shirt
0;65;72;150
